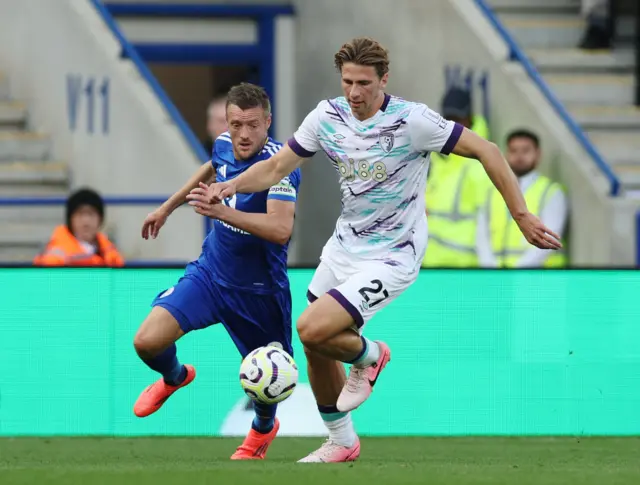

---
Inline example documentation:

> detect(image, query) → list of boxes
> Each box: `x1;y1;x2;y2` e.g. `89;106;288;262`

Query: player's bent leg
134;263;225;418
328;270;405;413
296;294;363;361
134;306;185;359
298;282;393;413
133;306;195;418
298;346;360;463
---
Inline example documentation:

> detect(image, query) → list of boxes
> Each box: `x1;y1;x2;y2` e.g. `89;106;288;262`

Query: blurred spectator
579;0;611;49
202;95;228;155
33;188;124;267
422;87;491;268
207;94;228;142
476;130;568;268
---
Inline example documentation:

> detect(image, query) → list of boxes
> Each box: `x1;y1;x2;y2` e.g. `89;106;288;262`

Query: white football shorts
307;237;421;332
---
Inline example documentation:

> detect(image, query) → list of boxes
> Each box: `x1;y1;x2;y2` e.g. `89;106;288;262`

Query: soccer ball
239;346;298;405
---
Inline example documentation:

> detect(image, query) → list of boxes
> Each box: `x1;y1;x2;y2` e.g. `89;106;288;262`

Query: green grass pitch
1;437;639;485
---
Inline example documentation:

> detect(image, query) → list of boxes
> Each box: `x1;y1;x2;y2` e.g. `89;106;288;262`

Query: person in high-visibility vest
33;188;124;267
476;129;568;268
422;87;492;268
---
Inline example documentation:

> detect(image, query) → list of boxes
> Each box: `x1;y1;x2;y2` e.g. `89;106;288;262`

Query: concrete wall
0;0;204;262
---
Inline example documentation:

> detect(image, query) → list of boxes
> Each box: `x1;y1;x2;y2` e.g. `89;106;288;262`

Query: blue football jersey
199;132;301;294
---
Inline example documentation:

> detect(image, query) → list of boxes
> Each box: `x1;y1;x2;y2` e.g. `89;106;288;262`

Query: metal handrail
88;0;209;163
474;0;621;196
0;196;166;206
0;195;213;237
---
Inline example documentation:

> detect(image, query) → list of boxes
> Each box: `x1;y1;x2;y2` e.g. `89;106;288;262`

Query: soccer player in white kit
200;37;562;462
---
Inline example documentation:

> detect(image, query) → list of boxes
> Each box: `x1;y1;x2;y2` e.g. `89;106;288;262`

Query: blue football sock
141;344;186;386
252;402;277;434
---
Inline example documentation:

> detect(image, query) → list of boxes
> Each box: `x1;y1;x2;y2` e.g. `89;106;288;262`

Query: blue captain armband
267;177;297;202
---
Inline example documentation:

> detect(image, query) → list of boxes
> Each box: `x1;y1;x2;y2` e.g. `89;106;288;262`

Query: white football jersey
288;94;463;266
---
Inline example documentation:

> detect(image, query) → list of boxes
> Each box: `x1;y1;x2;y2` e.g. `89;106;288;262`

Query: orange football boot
133;364;196;417
230;418;280;460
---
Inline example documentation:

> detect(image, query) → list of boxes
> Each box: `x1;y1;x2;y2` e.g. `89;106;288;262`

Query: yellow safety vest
488;174;567;268
422;116;491;268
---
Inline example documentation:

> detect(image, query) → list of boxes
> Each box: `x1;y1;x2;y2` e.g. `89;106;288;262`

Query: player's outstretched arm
141;162;214;240
208;144;304;202
452;129;562;250
161;162;215;214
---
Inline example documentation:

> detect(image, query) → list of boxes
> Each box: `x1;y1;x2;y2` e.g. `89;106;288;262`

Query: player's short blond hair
334;37;390;79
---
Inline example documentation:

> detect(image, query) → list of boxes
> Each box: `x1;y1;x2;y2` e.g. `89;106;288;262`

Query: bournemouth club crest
379;132;395;153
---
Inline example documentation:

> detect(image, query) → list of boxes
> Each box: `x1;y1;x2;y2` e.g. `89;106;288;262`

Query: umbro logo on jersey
379;133;395;153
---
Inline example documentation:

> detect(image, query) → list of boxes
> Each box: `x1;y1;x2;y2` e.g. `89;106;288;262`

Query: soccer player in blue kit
132;83;301;460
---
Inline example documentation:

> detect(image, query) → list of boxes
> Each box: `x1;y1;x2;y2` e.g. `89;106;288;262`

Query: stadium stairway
0;70;69;262
488;0;640;194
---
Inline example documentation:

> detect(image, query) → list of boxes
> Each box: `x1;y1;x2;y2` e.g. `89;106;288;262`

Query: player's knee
297;313;326;348
133;325;170;359
133;329;157;359
134;307;183;358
